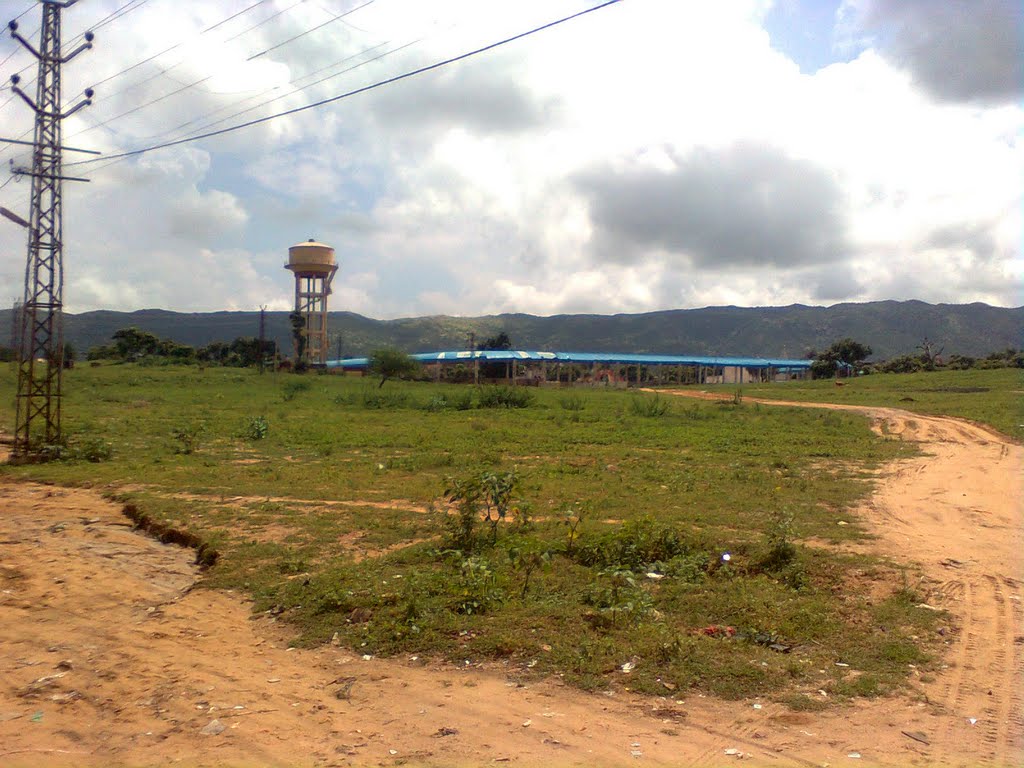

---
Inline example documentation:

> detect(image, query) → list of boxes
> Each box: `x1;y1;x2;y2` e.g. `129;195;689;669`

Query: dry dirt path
0;396;1021;768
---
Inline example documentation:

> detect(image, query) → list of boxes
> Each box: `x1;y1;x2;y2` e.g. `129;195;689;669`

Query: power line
224;0;310;43
131;39;395;145
71;0;622;168
248;0;371;61
140;39;412;147
89;0;274;89
3;0;349;158
65;0;376;142
70;39;410;177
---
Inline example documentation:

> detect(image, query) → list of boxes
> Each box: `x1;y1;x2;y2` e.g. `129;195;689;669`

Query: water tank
286;239;336;275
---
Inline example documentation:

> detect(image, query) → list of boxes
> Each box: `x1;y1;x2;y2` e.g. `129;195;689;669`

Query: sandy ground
0;398;1021;767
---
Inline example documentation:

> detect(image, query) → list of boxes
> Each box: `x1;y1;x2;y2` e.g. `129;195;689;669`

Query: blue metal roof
326;350;812;370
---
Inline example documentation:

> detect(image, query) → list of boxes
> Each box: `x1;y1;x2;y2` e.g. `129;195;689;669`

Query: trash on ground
901;730;929;745
620;661;636;673
847;752;861;759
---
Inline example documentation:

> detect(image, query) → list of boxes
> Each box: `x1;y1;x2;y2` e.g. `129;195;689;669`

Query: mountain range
0;301;1020;360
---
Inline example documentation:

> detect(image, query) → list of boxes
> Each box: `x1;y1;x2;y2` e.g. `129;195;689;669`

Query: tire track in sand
659;390;1024;767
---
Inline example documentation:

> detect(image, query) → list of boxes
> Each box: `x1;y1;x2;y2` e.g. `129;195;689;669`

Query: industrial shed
327;350;811;385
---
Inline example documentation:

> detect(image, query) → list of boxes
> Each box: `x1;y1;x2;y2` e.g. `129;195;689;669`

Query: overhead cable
70;0;622;168
248;0;372;60
67;0;377;141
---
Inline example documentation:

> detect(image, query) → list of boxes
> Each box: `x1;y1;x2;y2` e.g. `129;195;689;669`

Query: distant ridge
0;301;1020;360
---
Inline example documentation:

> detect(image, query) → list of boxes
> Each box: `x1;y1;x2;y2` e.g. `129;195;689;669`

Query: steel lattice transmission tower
7;1;94;460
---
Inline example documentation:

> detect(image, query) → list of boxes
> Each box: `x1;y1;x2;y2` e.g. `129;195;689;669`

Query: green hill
0;300;1019;360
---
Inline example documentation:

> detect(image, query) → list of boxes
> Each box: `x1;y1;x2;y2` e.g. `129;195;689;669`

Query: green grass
711;368;1023;442
0;363;946;704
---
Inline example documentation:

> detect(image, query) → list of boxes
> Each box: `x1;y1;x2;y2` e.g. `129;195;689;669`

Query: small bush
244;415;269;440
758;507;798;572
560;394;585;412
76;437;114;462
448;555;503;615
477;386;533;409
171;423;204;454
630;394;669;417
281;379;311;402
424;395;449;412
442;470;520;549
583;567;653;626
451;389;474;410
357;388;410;409
574;517;696;571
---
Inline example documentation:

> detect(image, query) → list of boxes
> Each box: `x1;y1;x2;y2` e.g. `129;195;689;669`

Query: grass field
713;367;1024;442
0;363;965;704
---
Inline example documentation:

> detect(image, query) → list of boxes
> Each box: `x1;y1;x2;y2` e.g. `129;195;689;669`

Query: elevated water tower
285;239;338;366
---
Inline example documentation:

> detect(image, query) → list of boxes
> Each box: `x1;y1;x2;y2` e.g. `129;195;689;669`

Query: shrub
171;423;204;454
573;517;694;571
560;394;585;412
629;394;669;417
76;437;114;462
244;415;269;440
448;555;503;615
451;389;474;410
281;379;311;402
424;395;449;412
358;388;410;409
583;567;653;626
443;470;520;548
477;386;533;409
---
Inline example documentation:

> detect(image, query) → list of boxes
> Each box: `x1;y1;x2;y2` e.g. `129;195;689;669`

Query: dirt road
1;400;1021;767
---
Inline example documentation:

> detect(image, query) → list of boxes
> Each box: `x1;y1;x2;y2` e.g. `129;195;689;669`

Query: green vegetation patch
720;368;1023;442
0;365;945;705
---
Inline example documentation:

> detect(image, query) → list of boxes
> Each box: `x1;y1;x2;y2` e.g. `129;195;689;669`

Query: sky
0;0;1020;317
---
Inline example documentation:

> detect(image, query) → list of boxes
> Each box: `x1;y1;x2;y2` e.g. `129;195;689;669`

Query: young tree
368;347;419;388
481;331;512;351
479;331;513;379
111;327;161;360
288;311;307;369
811;338;872;378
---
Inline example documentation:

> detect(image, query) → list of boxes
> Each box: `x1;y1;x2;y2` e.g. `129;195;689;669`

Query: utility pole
257;305;266;374
6;1;95;460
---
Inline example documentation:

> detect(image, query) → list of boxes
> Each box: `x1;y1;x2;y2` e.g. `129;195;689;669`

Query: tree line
809;337;1022;376
84;327;275;367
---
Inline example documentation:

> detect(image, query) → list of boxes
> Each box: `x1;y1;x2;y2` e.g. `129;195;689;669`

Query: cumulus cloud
575;144;849;269
851;0;1023;104
168;189;248;241
368;59;557;135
